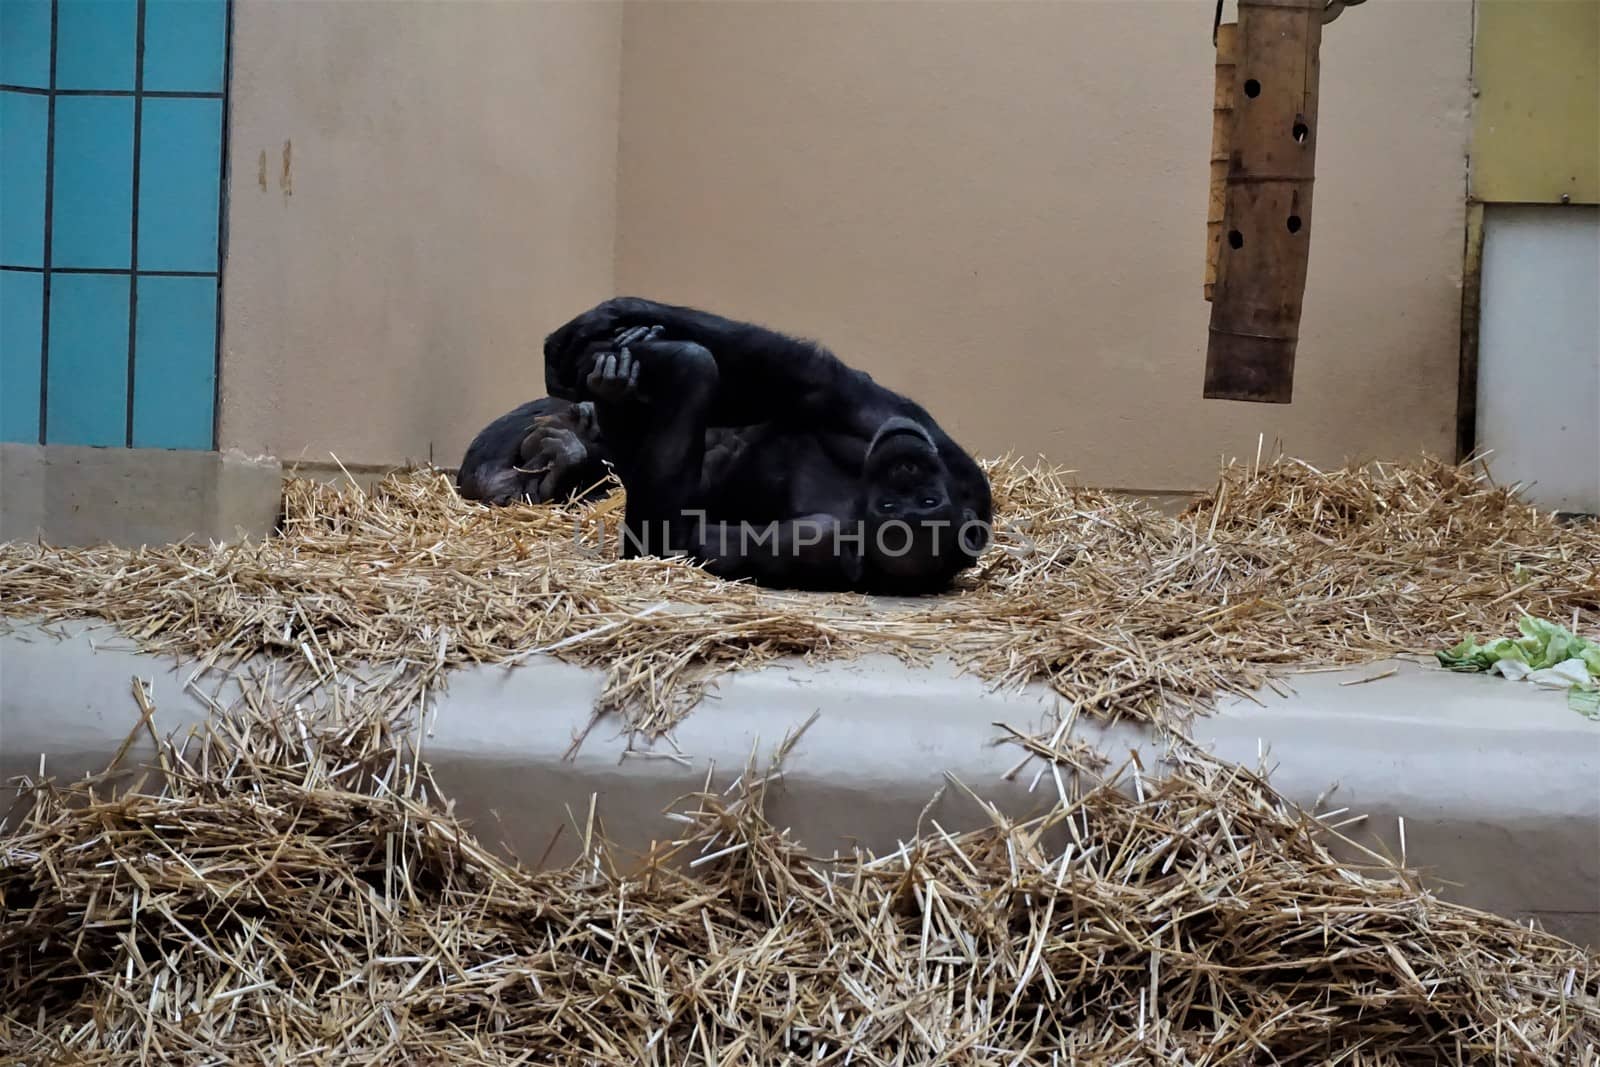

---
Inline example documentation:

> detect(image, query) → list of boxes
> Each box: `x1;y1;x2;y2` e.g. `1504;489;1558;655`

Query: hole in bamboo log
1227;229;1244;249
1293;118;1309;143
1244;78;1261;98
1286;215;1303;234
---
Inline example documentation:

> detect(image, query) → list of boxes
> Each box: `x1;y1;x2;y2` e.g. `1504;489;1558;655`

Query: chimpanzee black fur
541;297;993;595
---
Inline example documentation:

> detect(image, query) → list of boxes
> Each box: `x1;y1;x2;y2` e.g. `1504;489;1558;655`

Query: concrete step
3;620;1596;949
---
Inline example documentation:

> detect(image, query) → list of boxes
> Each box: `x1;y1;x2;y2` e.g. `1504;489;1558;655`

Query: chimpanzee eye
921;497;937;508
878;500;896;513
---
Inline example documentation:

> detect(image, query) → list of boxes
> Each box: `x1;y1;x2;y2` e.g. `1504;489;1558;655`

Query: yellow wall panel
1471;0;1600;204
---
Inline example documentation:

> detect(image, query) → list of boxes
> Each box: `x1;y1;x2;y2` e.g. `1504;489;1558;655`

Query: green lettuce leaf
1436;635;1522;672
1437;617;1599;674
1436;616;1599;719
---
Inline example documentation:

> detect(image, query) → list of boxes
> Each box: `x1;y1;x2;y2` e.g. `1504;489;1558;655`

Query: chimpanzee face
860;422;967;577
863;435;951;519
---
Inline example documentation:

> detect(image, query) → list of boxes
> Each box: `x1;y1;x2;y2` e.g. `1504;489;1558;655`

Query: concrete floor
2;620;1597;949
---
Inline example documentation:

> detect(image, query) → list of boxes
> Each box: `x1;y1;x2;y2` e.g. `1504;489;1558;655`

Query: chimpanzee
541;297;993;594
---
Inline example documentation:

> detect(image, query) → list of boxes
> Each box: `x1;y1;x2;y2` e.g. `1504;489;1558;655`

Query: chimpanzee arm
582;330;723;559
545;297;903;435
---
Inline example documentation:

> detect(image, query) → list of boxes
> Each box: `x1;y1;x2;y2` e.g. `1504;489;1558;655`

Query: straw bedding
2;689;1595;1064
2;454;1598;1062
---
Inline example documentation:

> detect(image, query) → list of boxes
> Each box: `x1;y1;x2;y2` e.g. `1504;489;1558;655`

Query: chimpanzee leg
584;329;720;559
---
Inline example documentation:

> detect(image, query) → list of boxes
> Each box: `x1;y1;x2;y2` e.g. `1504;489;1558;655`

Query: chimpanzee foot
515;419;590;502
585;325;661;403
612;324;662;347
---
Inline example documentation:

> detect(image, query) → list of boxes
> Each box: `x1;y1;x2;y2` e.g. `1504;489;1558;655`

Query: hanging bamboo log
1203;0;1323;404
1205;22;1240;302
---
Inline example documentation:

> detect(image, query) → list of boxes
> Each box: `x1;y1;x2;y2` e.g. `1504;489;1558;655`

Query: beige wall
218;0;1472;490
219;0;624;469
616;0;1473;490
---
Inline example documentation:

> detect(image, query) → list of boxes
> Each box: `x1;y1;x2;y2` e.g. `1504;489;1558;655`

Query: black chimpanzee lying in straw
457;297;993;595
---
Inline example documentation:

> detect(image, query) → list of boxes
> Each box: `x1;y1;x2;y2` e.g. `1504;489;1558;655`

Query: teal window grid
1;0;232;450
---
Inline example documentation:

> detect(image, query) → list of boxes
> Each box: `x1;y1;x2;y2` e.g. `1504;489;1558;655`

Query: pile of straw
3;690;1595;1064
3;456;1597;1062
1;454;1595;739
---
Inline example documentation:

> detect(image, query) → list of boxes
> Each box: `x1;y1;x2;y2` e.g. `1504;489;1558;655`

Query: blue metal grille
0;0;232;449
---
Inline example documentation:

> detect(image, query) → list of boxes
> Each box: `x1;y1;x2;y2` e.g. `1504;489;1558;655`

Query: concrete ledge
2;622;1596;949
0;444;283;548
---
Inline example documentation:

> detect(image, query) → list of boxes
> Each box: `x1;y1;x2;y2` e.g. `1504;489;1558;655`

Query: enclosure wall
614;0;1473;491
216;0;624;469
